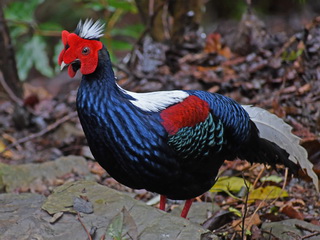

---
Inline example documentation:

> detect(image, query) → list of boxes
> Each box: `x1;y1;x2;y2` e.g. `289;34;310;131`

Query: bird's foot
159;195;167;211
180;199;194;218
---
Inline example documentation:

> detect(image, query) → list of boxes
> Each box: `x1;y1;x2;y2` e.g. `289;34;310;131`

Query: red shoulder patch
160;95;210;135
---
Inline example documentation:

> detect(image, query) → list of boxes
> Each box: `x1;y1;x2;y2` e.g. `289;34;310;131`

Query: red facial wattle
58;31;103;78
58;30;70;65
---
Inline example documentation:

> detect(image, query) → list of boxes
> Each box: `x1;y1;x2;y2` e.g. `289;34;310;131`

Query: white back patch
117;84;189;112
77;19;105;39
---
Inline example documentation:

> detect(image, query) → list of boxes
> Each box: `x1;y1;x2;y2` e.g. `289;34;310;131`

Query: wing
160;95;224;160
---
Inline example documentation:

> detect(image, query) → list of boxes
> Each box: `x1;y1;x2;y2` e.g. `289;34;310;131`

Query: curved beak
60;61;68;71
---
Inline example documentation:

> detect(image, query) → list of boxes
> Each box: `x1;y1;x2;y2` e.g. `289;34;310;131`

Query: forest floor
1;10;320;240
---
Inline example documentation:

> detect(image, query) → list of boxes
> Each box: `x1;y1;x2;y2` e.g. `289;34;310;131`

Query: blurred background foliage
3;0;315;81
4;0;143;80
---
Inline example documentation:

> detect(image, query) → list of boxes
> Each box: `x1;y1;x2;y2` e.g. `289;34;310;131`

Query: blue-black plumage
59;19;300;218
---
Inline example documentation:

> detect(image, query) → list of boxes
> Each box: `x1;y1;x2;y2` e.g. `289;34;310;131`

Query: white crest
77;19;105;39
116;84;189;112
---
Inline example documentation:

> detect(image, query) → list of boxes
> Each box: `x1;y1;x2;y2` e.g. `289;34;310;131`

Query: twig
0;111;77;155
274;15;320;59
252;165;265;189
77;212;92;240
230;232;237;240
241;173;250;240
0;72;23;106
249;168;289;221
301;231;320;239
261;229;279;240
295;223;320;239
2;133;22;151
275;35;298;59
162;1;170;40
270;168;288;206
295;224;317;232
148;0;154;19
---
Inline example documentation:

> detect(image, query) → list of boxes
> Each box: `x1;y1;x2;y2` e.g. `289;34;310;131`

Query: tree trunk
135;0;203;45
126;0;204;89
170;0;202;46
135;0;168;42
0;6;23;101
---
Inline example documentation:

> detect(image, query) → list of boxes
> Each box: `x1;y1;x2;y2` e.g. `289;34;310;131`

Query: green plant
4;0;143;81
281;48;304;61
77;0;143;62
4;0;59;80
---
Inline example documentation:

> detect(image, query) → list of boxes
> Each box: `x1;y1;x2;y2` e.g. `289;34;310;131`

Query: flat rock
0;180;217;240
261;219;320;240
0;156;93;192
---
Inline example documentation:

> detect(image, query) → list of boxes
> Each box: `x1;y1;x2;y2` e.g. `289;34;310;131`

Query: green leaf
210;176;252;193
260;175;283;183
53;43;64;73
38;22;63;31
106;210;124;240
111;40;133;51
83;2;106;11
8;25;29;43
228;207;242;217
16;43;33;81
281;49;304;61
4;0;44;22
245;229;252;236
270;206;279;214
17;35;53;80
104;39;133;63
106;207;138;240
248;186;288;202
108;0;137;13
111;24;144;38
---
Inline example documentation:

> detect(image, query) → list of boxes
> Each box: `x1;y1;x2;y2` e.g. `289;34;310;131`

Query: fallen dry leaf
89;161;107;177
280;199;305;220
0;139;13;159
232;213;261;233
210;176;252;193
280;204;305;220
248;186;288;202
298;83;311;95
202;210;234;231
205;33;222;53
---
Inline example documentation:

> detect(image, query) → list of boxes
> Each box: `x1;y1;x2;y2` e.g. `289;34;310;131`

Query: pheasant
58;19;317;218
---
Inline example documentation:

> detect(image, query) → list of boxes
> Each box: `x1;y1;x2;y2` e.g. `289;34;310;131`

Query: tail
242;105;319;191
254;137;299;173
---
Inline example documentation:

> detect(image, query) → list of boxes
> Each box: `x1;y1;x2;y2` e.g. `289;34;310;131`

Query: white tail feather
243;105;319;191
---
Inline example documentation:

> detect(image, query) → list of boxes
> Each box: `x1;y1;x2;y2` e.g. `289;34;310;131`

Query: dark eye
82;47;90;55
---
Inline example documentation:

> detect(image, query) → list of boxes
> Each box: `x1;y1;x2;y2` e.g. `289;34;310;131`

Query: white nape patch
117;84;189;112
77;19;105;39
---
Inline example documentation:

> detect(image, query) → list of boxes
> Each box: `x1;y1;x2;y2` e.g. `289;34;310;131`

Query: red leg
180;199;194;218
159;195;167;211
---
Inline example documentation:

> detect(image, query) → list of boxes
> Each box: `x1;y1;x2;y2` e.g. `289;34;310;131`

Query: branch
0;72;23;106
77;212;92;240
0;111;77;156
